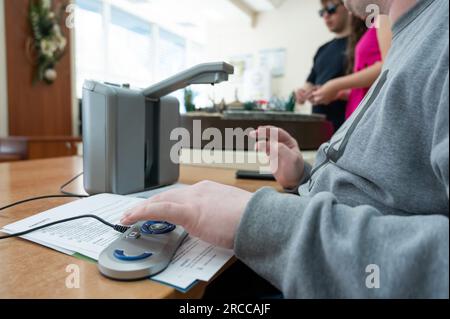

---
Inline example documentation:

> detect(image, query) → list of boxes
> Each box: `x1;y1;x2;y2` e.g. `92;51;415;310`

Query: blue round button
113;250;153;261
140;221;176;235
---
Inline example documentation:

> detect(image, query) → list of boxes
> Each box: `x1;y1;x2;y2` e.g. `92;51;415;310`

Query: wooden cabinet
4;0;73;137
0;136;81;162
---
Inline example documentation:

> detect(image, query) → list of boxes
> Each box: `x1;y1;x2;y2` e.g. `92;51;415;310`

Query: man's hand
296;84;315;105
121;181;252;249
250;126;305;190
312;80;342;105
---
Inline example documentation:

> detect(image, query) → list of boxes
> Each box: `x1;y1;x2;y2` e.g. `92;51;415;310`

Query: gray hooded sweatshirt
235;0;449;299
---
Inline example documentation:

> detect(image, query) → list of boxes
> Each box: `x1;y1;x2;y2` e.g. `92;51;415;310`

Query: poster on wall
259;48;287;78
229;54;254;83
243;64;272;102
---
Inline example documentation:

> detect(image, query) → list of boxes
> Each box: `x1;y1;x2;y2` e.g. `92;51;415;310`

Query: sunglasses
319;2;343;17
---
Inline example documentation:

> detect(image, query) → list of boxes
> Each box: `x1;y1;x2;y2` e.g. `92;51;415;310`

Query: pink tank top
346;28;382;119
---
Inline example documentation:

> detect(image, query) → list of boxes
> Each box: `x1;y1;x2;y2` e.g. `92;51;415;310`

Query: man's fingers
249;127;277;139
255;140;270;155
304;90;314;100
296;89;306;98
121;202;189;226
253;126;296;145
269;142;294;173
312;91;322;104
251;126;300;151
296;90;307;104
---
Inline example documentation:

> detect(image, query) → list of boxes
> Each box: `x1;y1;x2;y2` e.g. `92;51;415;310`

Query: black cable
60;172;88;197
0;174;128;241
0;214;130;240
0;195;86;212
0;173;89;212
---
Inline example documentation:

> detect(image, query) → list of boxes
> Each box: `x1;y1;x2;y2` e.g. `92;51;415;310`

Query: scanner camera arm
142;62;234;99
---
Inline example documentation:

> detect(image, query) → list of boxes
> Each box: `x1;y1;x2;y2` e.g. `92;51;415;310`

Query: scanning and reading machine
82;62;234;196
81;62;234;280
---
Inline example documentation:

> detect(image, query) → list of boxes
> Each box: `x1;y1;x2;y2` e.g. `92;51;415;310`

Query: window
74;0;204;108
108;7;153;88
75;0;104;97
157;29;186;82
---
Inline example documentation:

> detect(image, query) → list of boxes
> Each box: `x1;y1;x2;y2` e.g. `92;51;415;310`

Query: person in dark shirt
296;0;351;132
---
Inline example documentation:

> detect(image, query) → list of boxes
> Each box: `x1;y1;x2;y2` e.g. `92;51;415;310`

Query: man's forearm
284;163;312;195
235;188;449;298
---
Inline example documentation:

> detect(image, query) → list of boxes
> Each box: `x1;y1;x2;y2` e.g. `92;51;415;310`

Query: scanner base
98;221;188;280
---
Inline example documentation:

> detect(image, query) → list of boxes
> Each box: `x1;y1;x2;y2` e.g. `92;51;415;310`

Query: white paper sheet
153;237;234;283
1;193;234;291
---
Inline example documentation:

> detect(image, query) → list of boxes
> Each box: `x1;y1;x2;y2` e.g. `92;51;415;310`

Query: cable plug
113;225;131;234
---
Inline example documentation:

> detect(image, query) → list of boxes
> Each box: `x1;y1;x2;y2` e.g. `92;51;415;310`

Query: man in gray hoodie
122;0;449;298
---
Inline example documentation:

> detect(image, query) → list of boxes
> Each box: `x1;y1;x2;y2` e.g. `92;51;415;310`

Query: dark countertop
180;111;333;151
183;111;326;122
223;111;326;122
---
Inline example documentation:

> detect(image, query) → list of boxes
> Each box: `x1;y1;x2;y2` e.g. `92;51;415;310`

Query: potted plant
184;88;196;112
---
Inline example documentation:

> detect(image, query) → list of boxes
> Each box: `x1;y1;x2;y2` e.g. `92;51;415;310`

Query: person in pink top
346;26;382;118
312;15;392;119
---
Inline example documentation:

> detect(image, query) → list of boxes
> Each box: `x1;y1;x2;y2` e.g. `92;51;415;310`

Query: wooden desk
0;157;280;299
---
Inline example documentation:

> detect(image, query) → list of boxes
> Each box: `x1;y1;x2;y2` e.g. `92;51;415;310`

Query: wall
206;0;332;111
5;0;73;137
0;0;7;137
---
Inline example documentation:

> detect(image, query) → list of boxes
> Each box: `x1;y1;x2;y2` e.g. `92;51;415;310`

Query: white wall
0;0;8;137
205;0;332;111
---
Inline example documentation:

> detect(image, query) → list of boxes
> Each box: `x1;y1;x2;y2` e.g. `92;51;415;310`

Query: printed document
1;193;234;291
